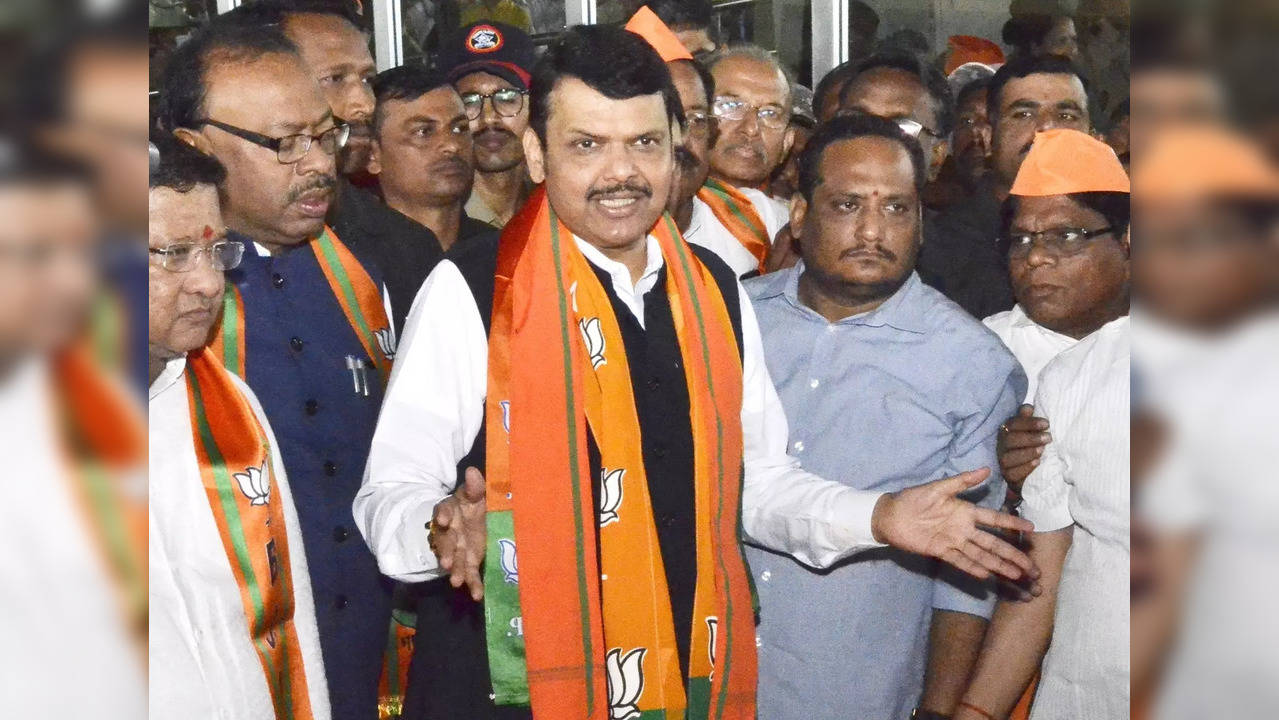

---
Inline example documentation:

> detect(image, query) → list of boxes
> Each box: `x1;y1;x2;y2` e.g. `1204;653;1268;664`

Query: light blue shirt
744;265;1026;720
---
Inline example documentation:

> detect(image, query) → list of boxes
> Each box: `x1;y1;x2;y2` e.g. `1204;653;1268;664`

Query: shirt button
761;570;771;582
323;461;337;476
289;336;304;352
792;440;805;453
809;378;820;389
271;273;285;289
826;325;836;334
652;445;667;459
333;526;349;542
304;399;319;415
647;377;661;391
334;594;348;609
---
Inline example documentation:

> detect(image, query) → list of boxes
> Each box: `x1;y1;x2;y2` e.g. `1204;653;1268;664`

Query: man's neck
710;171;764;192
472;165;528;225
1051;299;1130;340
148;350;172;387
589;236;649;286
797;270;895;323
226;217;308;257
383;191;464;251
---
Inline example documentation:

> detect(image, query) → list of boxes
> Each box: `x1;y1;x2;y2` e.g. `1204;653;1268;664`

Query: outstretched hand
429;467;487;601
871;468;1042;594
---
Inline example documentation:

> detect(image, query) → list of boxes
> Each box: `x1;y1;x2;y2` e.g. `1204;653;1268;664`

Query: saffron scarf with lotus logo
482;187;757;720
696;179;770;275
210;226;394;382
185;347;315;720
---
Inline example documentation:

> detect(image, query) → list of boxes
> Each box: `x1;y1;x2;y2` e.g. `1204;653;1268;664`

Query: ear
366;138;382;176
522;127;546;184
173;127;214;155
976;123;993;157
789;192;808;240
1120;225;1131;259
782;124;796;161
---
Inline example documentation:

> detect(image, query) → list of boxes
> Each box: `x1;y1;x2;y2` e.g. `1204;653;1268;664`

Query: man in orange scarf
356;25;1038;720
148;134;332;719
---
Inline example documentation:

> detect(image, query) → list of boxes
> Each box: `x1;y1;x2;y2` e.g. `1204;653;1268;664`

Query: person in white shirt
958;129;1131;720
148;135;330;720
355;26;1037;720
983;129;1132;506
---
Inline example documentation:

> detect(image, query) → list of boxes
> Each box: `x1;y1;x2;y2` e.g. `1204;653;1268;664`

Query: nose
295;134;336;177
345;81;375;125
186;258;225;300
1025;241;1056;268
854;207;884;243
737;110;762;138
602;141;641;185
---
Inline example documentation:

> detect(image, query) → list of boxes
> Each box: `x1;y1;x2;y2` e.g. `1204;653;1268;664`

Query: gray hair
706;44;794;105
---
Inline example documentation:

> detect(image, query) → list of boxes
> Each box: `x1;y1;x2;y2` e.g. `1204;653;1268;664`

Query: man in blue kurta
158;21;394;720
743;115;1025;719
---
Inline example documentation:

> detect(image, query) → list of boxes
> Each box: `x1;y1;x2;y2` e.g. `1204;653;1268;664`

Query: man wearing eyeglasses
148;133;333;720
440;21;537;229
706;47;794;218
158;21;393;720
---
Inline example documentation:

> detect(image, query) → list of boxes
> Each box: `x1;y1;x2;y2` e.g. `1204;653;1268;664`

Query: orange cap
944;35;1005;76
625;6;694;63
1134;125;1279;202
1010;129;1131;197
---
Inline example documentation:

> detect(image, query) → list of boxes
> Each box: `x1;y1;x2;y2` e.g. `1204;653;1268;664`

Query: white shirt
0;358;147;718
983;304;1078;402
1141;311;1279;719
1020;316;1130;720
355;234;887;583
685;189;790;279
149;357;331;720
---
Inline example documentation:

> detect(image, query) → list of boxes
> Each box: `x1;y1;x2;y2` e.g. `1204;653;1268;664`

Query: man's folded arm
354;260;488;583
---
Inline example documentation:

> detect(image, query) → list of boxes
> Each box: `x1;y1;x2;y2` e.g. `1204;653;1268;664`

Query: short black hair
669;57;716;106
955;76;991;111
1001;13;1067;57
840;50;956;135
218;0;364;31
797;114;927;202
813;60;860;120
645;0;713;30
372;64;453;134
149;133;227;192
986;54;1089;127
1001;191;1131;241
529;25;683;144
156;23;299;132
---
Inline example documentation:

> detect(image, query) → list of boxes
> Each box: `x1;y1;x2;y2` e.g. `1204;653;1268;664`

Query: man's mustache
587;182;652;200
722;140;765;159
286;175;337;203
475;127;517;143
841;245;897;262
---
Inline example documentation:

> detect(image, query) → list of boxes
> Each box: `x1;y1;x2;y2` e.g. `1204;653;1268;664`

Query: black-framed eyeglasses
711;97;789;130
459;88;528;120
149;240;245;272
1005;226;1116;258
894;118;942;140
197;118;350;164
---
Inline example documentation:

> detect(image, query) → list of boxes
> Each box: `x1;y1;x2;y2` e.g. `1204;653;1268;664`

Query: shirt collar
776;261;929;333
573;234;665;295
148;356;187;401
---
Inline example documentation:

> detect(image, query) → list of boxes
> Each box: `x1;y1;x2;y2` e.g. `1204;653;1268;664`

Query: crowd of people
141;1;1275;719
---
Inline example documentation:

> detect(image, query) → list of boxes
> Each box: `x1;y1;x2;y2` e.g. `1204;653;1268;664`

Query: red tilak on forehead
201;225;215;240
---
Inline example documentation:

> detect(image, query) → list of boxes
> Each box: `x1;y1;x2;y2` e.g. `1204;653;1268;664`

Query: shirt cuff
380;497;445;582
829;488;888;555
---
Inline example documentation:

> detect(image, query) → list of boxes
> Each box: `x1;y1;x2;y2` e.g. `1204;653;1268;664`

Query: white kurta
685;188;790;278
149;357;331;720
983;304;1078;402
1020;316;1130;719
0;357;147;719
1142;311;1279;718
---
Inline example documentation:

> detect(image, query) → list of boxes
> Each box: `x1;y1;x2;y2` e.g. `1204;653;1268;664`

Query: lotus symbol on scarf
498;538;518;584
579;317;607;369
598;468;625;527
605;647;647;720
234;462;270;506
374;327;397;361
706;616;719;682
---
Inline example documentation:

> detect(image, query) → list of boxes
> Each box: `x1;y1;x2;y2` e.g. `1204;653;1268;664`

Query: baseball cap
439;21;535;90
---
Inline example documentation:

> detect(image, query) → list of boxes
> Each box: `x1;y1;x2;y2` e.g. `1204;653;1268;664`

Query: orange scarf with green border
186;347;315;720
482;187;756;720
696;179;771;275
